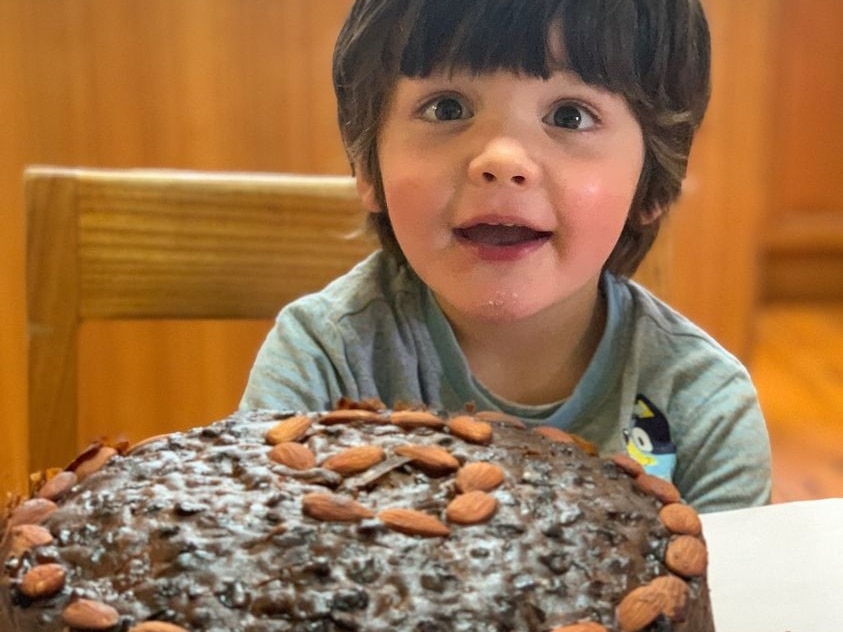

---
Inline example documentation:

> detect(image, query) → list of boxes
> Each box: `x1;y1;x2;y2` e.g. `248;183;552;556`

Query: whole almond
394;444;460;476
658;503;702;536
570;434;599;456
8;524;54;557
323;445;385;476
334;396;385;412
447;416;493;445
455;462;505;493
549;623;608;632
534;426;577;444
446;491;498;525
320;409;384;425
36;471;78;501
649;575;690;621
473;410;527;429
65;442;107;473
265;415;313;445
390;410;446;430
616;585;665;632
129;621;191;632
378;508;450;537
9;498;57;528
610;453;645;479
534;427;598;455
301;492;374;522
664;535;708;578
74;446;118;481
62;599;120;630
126;433;171;455
269;442;316;470
633;474;682;505
20;563;66;599
28;468;59;495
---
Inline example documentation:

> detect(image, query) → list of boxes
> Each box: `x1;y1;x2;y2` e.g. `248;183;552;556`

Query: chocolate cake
1;404;715;631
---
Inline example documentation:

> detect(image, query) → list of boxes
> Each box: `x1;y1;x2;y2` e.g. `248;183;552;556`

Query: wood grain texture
750;304;843;502
761;238;843;305
1;0;355;496
761;0;843;301
25;167;375;475
25;175;82;485
71;170;370;318
0;0;30;500
768;0;843;216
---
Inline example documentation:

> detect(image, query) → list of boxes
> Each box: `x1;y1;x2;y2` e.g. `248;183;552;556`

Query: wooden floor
749;302;843;503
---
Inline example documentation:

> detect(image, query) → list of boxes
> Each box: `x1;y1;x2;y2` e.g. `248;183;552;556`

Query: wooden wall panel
0;0;355;496
0;0;30;499
762;0;843;301
770;0;843;215
1;0;777;495
666;0;777;354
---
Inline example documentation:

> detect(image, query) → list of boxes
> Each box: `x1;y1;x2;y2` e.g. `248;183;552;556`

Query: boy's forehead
545;22;568;69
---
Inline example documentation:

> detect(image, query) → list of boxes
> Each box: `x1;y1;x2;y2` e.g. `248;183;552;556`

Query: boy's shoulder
285;250;423;321
606;274;745;373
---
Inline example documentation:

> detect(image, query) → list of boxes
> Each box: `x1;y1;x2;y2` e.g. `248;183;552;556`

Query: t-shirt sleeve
239;299;356;412
672;368;773;513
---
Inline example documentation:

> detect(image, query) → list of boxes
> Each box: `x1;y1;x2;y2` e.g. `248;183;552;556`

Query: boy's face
357;69;645;326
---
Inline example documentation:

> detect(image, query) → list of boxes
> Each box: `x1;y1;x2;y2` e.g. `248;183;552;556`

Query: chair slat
25;167;375;473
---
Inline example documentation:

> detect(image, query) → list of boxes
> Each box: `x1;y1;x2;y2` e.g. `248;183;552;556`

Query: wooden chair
25;166;375;475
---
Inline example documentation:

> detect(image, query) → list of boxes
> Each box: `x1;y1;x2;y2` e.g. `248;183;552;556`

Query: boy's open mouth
454;223;553;247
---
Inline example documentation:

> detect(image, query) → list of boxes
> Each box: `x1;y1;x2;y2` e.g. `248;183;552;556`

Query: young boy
242;0;772;514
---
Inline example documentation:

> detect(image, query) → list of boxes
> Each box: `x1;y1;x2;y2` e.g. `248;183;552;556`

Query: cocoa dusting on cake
1;403;714;631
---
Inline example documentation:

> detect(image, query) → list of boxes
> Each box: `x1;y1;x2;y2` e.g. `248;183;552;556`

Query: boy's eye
549;103;597;130
420;96;471;122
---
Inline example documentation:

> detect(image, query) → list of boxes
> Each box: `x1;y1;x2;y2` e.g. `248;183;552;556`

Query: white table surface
700;498;843;632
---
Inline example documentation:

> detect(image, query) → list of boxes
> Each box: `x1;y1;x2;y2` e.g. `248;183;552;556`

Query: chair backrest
25;166;375;474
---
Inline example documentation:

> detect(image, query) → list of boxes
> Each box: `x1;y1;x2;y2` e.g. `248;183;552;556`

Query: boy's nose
468;138;541;187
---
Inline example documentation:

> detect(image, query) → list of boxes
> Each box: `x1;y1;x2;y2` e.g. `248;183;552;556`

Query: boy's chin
437;290;546;326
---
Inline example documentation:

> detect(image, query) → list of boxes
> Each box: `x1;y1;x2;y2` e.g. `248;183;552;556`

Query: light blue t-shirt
241;251;772;513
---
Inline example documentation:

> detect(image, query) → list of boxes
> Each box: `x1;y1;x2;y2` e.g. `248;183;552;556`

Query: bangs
399;1;563;79
397;0;642;97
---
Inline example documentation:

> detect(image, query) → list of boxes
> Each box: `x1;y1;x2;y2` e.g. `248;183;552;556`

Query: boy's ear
354;169;381;213
639;205;664;226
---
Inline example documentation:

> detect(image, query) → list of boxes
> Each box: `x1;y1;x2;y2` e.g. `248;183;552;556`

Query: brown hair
333;0;711;277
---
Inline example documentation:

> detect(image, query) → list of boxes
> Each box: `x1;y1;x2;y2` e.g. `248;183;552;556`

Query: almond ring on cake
1;404;714;631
